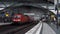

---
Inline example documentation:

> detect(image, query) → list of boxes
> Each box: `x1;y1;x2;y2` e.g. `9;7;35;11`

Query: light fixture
0;8;4;10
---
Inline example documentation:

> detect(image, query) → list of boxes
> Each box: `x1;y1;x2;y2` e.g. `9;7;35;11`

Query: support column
54;0;59;29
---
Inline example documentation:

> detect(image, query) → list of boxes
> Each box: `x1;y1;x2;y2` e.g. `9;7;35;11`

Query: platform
41;23;56;34
0;23;12;25
25;21;56;34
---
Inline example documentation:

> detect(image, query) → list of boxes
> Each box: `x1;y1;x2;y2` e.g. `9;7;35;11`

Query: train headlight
18;20;20;21
13;20;16;21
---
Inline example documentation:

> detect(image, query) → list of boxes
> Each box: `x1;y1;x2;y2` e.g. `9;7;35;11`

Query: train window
17;15;21;18
14;15;21;18
14;16;16;18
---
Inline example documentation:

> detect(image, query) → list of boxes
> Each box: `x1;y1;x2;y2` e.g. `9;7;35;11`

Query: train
12;13;34;24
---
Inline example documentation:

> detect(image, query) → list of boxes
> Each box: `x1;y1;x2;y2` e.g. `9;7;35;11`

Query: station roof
0;0;41;3
1;3;54;15
0;2;54;13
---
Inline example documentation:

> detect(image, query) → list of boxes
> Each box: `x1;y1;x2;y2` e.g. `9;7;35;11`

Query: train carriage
12;13;33;24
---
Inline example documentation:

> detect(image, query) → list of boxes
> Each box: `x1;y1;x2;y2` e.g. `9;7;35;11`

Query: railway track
0;22;38;34
13;23;38;34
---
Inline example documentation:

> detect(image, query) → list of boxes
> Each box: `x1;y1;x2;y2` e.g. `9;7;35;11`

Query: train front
12;14;22;23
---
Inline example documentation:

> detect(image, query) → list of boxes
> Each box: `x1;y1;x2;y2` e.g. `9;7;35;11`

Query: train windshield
14;15;21;18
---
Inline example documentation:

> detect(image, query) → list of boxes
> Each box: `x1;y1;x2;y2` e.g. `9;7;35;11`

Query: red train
12;13;33;24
